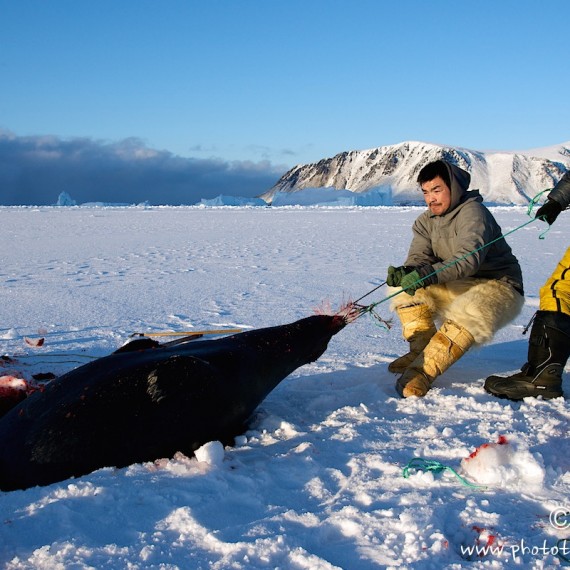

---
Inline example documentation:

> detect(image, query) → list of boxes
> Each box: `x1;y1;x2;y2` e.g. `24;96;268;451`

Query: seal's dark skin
0;315;346;491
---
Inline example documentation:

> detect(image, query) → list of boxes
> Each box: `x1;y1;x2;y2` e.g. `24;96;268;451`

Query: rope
402;457;486;489
527;188;552;240
352;281;387;305
339;280;393;329
346;191;551;323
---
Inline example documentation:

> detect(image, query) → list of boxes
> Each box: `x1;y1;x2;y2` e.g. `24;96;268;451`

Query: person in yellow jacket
485;170;570;400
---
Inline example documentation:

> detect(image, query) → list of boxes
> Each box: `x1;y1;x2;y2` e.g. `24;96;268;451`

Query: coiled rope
402;457;486;489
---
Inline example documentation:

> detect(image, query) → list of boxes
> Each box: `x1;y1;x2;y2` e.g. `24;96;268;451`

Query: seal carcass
0;314;346;491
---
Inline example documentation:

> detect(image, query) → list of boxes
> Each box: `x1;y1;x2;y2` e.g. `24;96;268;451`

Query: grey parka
404;162;524;293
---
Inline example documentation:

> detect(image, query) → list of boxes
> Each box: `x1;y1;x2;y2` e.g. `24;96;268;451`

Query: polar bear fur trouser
388;278;524;346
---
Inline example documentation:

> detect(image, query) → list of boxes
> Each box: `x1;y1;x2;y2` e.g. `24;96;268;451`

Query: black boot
484;311;570;400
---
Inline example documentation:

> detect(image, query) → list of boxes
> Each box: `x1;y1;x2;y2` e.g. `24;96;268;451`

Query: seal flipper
144;354;243;453
146;355;218;404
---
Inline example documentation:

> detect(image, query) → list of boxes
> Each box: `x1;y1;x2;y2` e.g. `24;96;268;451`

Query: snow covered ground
0;205;569;569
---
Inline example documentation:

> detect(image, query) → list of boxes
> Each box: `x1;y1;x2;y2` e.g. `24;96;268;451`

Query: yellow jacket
540;247;570;316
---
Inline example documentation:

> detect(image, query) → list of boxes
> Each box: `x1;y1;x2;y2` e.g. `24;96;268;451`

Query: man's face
421;176;451;216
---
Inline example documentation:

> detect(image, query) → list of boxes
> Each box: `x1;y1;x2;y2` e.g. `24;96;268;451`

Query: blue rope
527;188;552;239
402;457;486;489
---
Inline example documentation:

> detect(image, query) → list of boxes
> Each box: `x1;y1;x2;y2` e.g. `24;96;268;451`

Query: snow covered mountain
260;141;570;206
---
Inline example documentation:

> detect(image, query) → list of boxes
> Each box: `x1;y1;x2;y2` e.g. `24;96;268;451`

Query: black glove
536;198;563;225
387;265;414;287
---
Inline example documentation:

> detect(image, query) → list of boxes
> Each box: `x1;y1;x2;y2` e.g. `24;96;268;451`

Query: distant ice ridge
198;195;267;207
269;186;392;207
260;140;570;206
54;191;150;208
196;190;392;207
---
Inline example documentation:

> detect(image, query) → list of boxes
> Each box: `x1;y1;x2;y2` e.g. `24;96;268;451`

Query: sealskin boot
389;304;436;374
484;311;570;401
396;320;475;398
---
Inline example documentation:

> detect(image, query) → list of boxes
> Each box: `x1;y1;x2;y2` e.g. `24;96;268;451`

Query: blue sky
0;0;569;204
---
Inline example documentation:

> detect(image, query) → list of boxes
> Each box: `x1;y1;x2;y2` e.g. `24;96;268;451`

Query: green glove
387;265;413;287
400;270;423;296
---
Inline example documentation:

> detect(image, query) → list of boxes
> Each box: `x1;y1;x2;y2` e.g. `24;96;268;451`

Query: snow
460;436;546;488
194;441;226;467
514;142;570;163
1;205;569;569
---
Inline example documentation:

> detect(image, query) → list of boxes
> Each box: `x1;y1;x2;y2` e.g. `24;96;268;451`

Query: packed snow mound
460;435;545;487
260;140;570;206
194;441;225;466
